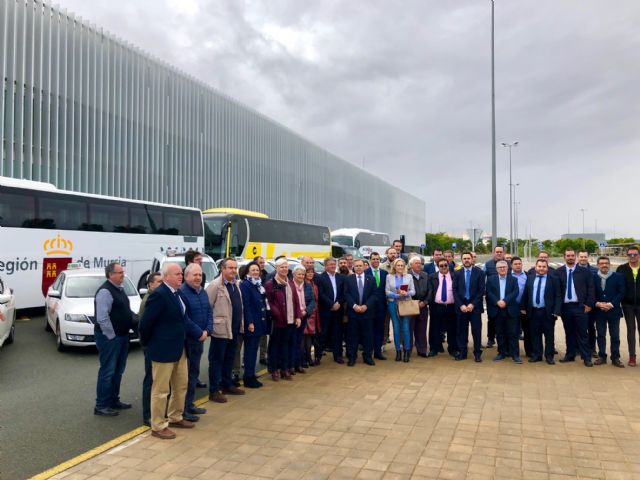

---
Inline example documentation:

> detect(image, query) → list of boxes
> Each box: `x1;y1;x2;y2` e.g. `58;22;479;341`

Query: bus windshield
331;235;353;246
203;217;228;259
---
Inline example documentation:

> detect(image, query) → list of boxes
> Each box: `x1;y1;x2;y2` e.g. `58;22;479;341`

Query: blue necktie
567;268;573;300
535;276;543;305
465;269;471;299
357;276;364;304
441;276;447;303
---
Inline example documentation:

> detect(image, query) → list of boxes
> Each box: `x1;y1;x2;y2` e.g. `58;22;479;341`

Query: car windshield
164;259;218;283
65;276;137;298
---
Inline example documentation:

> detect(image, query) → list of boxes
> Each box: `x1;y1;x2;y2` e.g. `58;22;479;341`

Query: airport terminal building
0;0;425;245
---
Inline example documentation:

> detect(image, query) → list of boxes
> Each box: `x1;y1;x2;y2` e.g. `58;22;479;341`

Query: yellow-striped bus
202;208;331;260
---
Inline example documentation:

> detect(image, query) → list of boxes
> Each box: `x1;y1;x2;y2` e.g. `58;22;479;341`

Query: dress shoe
111;401;132;410
222;386;245;395
289;368;296;376
182;412;199;422
474;355;482;363
546;357;556;365
591;351;599;359
253;376;263;387
528;357;542;363
427;351;438;357
143;419;150;427
417;352;428;358
169;419;195;429
347;359;356;367
455;354;467;361
629;355;637;367
612;359;625;368
243;377;260;389
231;376;242;388
395;351;402;362
403;350;411;363
281;370;293;380
151;428;176;440
485;341;495;348
559;356;575;363
594;357;606;365
493;354;506;361
295;367;306;374
334;358;345;365
374;352;387;360
94;407;119;417
271;371;280;382
209;391;227;403
512;356;523;364
196;381;207;389
584;360;594;367
364;358;375;366
187;406;207;415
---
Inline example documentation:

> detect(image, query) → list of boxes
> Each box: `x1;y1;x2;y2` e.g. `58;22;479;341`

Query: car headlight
65;313;91;323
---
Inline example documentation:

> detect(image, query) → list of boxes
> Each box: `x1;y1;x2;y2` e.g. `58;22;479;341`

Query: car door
0;277;9;342
46;273;65;328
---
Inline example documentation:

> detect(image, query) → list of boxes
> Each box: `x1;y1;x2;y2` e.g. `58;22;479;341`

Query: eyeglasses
629;253;639;257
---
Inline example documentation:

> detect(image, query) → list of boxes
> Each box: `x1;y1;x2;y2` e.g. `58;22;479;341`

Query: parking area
27;319;640;480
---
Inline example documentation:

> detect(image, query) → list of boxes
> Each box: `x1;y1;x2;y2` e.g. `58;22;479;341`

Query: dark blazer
556;265;596;308
410;271;430;303
426;273;440;304
520;274;563;318
239;278;267;337
616;263;640;306
424;262;437;276
365;267;388;306
344;274;377;319
316;272;345;317
139;282;187;363
486;275;519;318
453;266;486;312
593;272;625;318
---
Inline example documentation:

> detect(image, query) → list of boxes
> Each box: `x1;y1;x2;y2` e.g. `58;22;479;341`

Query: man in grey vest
94;262;134;416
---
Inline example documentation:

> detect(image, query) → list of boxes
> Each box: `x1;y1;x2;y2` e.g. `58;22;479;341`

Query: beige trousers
151;350;187;431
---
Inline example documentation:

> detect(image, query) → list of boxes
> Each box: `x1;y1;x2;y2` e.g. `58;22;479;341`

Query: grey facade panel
1;0;425;245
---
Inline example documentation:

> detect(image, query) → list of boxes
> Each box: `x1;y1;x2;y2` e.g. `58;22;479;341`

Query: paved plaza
51;322;640;480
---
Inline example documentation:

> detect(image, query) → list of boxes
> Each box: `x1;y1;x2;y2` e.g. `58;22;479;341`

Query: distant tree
608;237;636;244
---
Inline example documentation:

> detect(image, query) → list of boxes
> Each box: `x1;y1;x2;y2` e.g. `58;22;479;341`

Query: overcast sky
56;0;640;240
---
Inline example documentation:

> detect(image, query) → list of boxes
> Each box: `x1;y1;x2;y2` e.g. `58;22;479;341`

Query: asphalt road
0;310;210;480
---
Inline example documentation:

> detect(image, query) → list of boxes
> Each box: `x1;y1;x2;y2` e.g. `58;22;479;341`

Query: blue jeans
142;349;152;422
95;330;129;409
388;301;411;352
185;340;204;409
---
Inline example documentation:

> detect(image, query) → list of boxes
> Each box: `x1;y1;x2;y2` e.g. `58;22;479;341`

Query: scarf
250;276;265;294
294;281;306;314
597;270;613;291
276;276;295;324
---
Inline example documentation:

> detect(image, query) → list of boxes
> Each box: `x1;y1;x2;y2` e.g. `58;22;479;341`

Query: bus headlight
65;313;91;323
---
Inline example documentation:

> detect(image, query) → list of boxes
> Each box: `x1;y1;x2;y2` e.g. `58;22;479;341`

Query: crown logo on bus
43;233;74;256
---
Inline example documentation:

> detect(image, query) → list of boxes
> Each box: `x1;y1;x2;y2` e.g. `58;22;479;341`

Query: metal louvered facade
0;0;426;245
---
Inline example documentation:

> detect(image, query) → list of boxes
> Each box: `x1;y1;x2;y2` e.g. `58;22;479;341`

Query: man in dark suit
316;257;346;363
344;259;377;366
556;248;596;367
577;249;599;358
139;263;194;440
593;256;626;367
521;259;563;364
423;249;443;276
453;252;486;362
365;251;388;360
617;245;640;366
486;261;521;363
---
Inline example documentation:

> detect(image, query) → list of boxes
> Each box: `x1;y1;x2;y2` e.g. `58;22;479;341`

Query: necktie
174;291;184;313
441;275;447;303
535;276;543;305
567;268;573;300
465;269;471;299
357;276;364;304
373;269;380;288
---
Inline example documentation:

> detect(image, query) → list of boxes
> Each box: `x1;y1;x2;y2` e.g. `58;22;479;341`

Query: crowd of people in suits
91;242;640;440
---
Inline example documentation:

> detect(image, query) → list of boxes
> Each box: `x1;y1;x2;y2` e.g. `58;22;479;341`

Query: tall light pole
580;208;586;234
490;0;497;250
513;183;520;254
501;141;518;253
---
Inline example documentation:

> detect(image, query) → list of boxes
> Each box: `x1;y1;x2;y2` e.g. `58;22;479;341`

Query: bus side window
0;190;37;228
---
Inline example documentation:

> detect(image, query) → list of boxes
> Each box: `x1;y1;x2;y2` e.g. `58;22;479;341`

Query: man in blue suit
556;248;596;367
365;251;388;360
345;259;377;366
139;263;194;440
316;257;346;364
453;252;486;362
423;249;443;276
593;256;626;367
486;260;522;363
521;259;563;364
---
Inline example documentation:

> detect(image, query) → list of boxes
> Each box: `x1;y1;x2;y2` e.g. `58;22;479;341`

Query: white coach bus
0;177;204;309
330;228;391;258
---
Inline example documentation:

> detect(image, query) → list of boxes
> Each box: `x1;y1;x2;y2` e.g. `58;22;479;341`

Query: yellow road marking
30;368;270;479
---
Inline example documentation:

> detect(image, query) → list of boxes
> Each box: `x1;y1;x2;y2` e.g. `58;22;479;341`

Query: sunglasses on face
629;253;639;257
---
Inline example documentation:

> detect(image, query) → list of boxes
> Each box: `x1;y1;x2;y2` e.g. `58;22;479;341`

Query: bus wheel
56;320;67;352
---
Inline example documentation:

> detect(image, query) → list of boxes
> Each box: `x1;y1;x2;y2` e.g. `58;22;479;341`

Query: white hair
184;263;202;276
275;258;289;267
496;260;509;268
408;256;423;266
292;265;306;273
161;262;180;277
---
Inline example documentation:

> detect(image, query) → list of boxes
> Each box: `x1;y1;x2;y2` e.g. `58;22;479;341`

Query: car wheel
6;323;15;345
45;309;53;332
55;319;67;352
137;270;150;292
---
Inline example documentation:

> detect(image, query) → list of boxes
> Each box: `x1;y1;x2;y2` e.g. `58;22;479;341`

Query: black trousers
520;312;532;357
429;303;457;355
493;310;520;358
530;308;555;360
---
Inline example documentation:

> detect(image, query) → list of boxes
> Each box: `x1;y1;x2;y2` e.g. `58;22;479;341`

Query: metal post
490;0;497;251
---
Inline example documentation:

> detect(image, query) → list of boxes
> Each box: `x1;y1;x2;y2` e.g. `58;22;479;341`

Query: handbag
397;299;420;316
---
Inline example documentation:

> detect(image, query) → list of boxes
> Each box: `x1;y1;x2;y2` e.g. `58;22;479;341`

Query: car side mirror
138;288;148;297
0;293;11;304
47;289;61;299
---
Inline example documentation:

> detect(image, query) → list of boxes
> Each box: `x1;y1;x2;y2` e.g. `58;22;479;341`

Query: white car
140;251;218;291
0;276;16;348
45;267;141;351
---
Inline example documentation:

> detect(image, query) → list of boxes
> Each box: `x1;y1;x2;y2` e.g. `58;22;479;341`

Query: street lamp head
501;142;508;147
513;141;519;146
